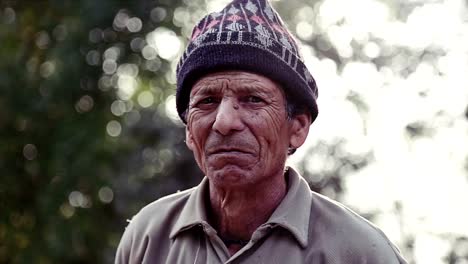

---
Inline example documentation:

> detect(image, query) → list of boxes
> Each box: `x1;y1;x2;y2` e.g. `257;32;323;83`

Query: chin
208;165;255;187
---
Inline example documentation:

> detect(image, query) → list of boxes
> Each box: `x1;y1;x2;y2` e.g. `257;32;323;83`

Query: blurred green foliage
0;0;203;262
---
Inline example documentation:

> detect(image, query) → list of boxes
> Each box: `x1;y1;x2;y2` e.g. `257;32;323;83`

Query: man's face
185;71;306;189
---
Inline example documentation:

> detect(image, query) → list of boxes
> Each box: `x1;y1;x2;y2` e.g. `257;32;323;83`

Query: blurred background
1;0;467;263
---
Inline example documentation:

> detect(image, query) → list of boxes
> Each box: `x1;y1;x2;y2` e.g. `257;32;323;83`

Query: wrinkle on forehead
190;71;285;98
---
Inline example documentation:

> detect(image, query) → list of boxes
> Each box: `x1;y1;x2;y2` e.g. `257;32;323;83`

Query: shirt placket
201;223;231;263
224;224;274;264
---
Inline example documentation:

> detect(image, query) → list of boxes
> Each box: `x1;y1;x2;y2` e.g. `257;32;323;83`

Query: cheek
187;112;212;157
255;107;288;139
247;113;288;155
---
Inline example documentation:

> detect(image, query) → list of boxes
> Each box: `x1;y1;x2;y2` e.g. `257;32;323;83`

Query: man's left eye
246;96;263;103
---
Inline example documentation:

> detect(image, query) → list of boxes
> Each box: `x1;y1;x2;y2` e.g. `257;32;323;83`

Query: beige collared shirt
115;168;407;264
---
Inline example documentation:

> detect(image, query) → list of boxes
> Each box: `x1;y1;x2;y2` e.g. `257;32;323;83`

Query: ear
288;113;312;149
185;126;195;151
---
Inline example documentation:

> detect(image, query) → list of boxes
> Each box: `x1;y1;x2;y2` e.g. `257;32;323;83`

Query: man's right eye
199;97;216;105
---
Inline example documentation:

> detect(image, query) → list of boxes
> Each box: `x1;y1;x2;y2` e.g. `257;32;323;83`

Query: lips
207;147;254;155
204;134;258;157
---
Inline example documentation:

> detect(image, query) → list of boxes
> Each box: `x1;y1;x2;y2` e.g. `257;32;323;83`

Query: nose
212;99;245;135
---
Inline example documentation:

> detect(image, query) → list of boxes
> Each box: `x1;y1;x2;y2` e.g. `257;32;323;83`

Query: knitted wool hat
176;0;318;123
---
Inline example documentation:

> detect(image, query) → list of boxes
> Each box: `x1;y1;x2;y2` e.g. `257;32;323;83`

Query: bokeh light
98;187;114;204
145;27;182;61
106;120;122;137
75;95;94;113
22;144;37;161
3;7;16;24
285;0;468;262
137;91;154;108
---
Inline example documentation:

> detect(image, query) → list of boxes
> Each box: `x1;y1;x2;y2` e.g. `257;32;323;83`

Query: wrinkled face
185;71;309;189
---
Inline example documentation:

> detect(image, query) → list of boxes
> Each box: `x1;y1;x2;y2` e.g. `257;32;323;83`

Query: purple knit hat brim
176;36;318;123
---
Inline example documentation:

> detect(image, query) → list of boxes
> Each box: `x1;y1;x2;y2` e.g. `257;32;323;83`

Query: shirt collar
169;167;312;248
169;176;211;239
263;167;312;248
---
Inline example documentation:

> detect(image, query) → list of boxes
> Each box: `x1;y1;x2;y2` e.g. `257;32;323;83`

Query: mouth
208;147;254;155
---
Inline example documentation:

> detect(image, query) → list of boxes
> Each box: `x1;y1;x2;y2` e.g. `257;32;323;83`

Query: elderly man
115;0;407;263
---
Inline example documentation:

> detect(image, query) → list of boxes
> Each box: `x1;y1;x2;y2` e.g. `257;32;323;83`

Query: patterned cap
176;0;318;123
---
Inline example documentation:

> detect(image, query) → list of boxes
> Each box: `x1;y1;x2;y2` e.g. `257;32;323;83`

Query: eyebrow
191;81;273;97
191;85;221;96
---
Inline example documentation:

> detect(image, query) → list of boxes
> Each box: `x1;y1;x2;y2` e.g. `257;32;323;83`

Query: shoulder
115;188;195;263
309;191;406;263
129;187;195;230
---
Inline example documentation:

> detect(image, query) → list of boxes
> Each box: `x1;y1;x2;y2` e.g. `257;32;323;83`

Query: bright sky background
107;0;468;262
284;0;468;263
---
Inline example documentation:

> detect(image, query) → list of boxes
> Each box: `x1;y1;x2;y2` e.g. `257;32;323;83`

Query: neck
207;170;287;243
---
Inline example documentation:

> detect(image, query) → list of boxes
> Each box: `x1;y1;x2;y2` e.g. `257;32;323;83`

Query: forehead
190;71;284;97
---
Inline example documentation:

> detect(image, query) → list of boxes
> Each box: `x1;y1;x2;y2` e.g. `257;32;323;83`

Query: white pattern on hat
255;24;271;38
263;3;274;21
255;24;273;47
211;11;222;19
280;35;292;50
226;22;245;31
245;0;258;14
193;34;208;46
228;5;240;14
